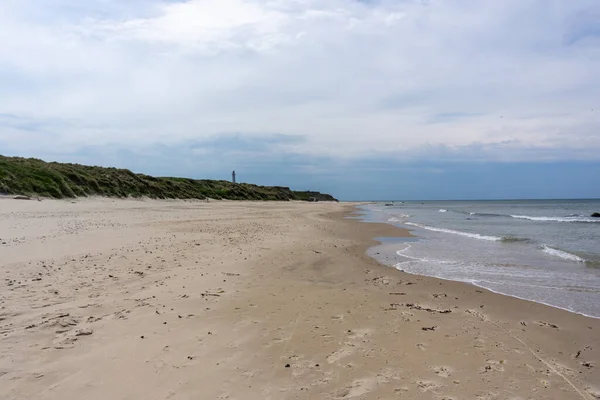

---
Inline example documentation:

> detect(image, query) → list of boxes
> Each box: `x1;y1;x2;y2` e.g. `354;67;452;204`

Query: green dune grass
0;155;337;202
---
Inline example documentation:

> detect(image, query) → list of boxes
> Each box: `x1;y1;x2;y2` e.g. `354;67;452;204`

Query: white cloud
0;0;599;162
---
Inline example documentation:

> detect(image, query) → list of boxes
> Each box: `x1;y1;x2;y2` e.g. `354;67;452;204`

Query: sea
358;200;600;318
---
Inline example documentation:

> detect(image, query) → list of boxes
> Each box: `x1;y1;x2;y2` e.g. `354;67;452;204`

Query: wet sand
0;198;598;399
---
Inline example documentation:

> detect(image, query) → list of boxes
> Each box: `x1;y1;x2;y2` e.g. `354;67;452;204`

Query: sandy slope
0;198;598;400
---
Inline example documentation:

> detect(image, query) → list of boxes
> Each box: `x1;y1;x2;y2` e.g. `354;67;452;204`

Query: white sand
1;198;598;399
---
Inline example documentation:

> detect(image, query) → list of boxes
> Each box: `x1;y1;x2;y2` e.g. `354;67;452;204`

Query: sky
0;0;599;200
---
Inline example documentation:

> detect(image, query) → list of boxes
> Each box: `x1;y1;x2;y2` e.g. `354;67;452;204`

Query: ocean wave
457;211;599;222
511;215;600;223
586;260;600;268
501;236;531;243
469;212;505;217
395;245;456;264
542;245;586;262
432;208;503;217
404;222;532;243
440;209;469;215
395;245;427;262
405;222;502;241
387;214;411;222
442;209;504;217
540;246;600;266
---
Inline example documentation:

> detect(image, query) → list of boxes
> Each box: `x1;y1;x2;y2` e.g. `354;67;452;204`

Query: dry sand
0;198;599;400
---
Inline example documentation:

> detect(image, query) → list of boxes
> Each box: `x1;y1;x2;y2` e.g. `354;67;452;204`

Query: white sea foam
439;209;448;212
395;245;426;262
511;215;600;223
542;245;586;262
405;222;502;241
394;245;454;265
366;202;600;318
388;214;411;223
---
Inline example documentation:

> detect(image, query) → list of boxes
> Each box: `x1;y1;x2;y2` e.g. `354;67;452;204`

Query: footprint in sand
416;343;426;351
310;371;335;388
113;310;130;320
416;380;442;393
343;380;374;398
401;311;413;322
346;328;372;340
552;362;574;376
327;347;355;364
327;328;373;364
466;309;488;322
481;359;505;373
432;366;452;378
46;315;80;334
336;372;395;399
586;387;600;399
53;336;78;349
269;337;285;345
475;390;501;399
537;321;559;329
474;334;486;349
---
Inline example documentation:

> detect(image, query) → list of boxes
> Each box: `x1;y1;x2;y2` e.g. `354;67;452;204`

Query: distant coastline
0;155;337;202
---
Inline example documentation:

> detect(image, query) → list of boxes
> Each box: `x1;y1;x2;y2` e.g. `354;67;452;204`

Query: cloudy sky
1;0;599;200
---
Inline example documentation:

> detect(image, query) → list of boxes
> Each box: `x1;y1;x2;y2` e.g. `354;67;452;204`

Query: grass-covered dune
0;155;338;202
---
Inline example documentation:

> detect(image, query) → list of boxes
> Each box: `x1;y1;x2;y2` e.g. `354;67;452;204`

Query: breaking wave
469;212;505;217
443;209;599;223
542;245;586;262
404;222;532;243
511;215;600;223
387;214;411;223
405;222;502;241
501;236;531;243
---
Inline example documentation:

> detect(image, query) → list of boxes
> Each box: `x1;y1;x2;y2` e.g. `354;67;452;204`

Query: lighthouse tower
232;170;236;184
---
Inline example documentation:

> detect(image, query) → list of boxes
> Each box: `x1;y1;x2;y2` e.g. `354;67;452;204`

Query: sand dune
0;198;598;399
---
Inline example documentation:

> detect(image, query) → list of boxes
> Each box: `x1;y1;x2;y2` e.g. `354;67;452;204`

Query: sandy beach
1;198;599;400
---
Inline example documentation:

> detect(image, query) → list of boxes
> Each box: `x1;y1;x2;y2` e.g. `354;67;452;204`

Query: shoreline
368;237;600;321
1;199;598;399
348;206;600;323
357;202;600;320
